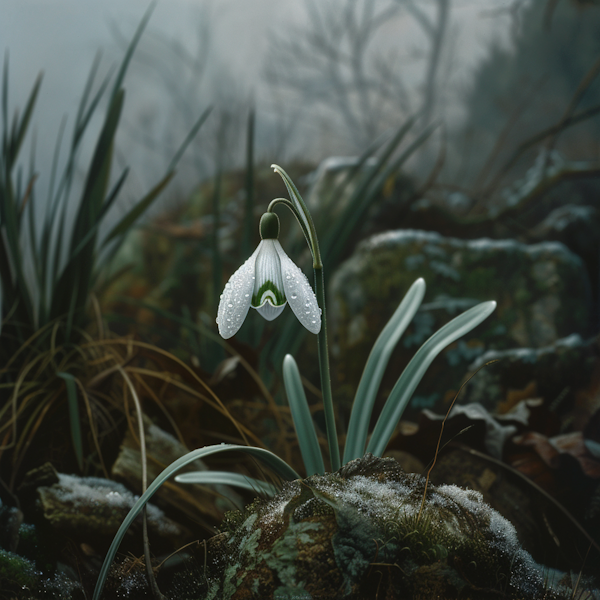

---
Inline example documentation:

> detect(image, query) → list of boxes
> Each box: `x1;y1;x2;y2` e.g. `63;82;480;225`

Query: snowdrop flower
216;212;321;339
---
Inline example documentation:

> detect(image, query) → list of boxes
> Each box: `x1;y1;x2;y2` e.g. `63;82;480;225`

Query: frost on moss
204;454;582;599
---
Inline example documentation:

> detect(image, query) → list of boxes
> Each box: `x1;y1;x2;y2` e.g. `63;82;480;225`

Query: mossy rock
328;230;592;419
0;548;84;599
201;454;586;599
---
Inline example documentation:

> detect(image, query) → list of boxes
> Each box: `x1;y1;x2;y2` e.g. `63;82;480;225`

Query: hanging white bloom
216;213;321;339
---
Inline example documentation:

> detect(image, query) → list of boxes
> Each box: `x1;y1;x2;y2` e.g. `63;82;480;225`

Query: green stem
314;265;340;472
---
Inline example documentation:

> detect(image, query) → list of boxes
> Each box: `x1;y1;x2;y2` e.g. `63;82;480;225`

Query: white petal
216;245;259;339
253;239;286;307
254;302;287;321
273;240;321;334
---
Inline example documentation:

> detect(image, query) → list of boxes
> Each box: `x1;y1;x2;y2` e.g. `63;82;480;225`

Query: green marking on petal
252;280;286;307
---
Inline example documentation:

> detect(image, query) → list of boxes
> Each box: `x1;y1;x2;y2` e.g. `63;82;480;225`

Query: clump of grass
0;5;210;482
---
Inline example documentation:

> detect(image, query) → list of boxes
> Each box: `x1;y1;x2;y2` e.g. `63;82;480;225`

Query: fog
2;0;515;214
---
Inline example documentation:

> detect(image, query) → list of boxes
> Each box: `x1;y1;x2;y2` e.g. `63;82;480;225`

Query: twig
483;103;600;198
417;360;498;522
474;77;546;193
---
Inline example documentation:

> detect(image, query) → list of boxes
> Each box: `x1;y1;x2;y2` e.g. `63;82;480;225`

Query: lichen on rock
202;453;582;599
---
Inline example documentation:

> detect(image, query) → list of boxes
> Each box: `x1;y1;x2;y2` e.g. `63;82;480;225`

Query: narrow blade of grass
102;170;174;246
166;105;212;173
56;371;84;471
109;0;156;102
242;108;255;260
10;73;42;163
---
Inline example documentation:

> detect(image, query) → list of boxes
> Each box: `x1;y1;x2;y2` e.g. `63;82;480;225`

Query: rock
36;471;185;552
529;204;600;328
426;445;600;574
0;498;23;553
463;334;600;429
0;547;84;600
200;454;591;599
112;415;243;520
329;229;592;419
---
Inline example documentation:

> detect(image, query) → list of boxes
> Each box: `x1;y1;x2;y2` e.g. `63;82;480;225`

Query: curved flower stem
314;265;340;472
267;197;311;249
267;196;339;471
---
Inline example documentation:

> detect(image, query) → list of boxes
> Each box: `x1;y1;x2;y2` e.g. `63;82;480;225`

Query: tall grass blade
242;109;255;260
166;106;212;173
283;354;325;476
315;131;388;233
366;301;497;457
92;444;299;600
73;52;102;144
320;116;415;263
109;0;156;102
50;90;124;324
57;371;84;471
104;104;211;246
2;53;8;142
343;278;426;463
103;170;175;246
328;122;436;268
11;73;42;162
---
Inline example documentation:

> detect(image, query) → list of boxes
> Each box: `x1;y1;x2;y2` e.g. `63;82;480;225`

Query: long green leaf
166;105;212;173
316;132;388;233
366;301;497;457
283;354;325;476
49;91;124;324
10;73;42;163
343;278;426;463
57;371;84;471
175;471;278;496
109;0;156;102
320;116;415;263
102;170;175;246
104;104;211;247
51;60;112;215
68;168;129;261
2;53;8;144
73;88;124;240
328;122;437;269
242;108;255;260
92;444;299;600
